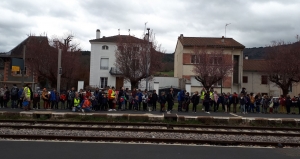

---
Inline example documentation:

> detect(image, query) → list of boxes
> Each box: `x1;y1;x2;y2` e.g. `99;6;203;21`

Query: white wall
242;71;281;96
123;77;179;90
89;42;117;88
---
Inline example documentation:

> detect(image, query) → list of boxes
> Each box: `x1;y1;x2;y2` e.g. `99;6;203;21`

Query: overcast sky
1;0;300;53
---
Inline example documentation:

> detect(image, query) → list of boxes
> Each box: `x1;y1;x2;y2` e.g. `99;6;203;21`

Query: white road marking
229;113;242;117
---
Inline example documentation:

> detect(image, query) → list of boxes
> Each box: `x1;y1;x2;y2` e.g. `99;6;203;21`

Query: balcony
109;67;123;75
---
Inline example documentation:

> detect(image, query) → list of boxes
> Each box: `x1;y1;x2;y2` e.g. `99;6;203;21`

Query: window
100;58;109;70
209;56;222;65
102;45;109;50
14;66;26;76
191;55;200;64
100;77;108;88
243;76;248;83
213;80;222;87
261;75;268;84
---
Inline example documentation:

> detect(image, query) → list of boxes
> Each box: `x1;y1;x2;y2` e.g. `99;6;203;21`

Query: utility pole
21;45;26;86
145;28;150;91
57;49;62;93
225;23;231;37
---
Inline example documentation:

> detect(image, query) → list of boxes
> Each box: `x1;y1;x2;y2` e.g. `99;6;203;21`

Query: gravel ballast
0;128;300;143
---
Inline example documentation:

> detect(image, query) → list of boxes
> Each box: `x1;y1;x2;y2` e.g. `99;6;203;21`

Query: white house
89;29;179;90
89;29;124;89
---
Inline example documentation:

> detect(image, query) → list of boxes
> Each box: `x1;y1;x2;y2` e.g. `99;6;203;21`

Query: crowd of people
0;84;299;115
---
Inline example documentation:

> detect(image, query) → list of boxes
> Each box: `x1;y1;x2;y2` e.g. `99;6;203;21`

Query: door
116;77;124;90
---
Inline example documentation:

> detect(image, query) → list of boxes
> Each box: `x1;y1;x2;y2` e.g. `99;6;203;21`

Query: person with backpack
10;84;19;109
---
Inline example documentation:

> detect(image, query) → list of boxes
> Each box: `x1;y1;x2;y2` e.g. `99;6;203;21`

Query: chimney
221;36;224;43
96;29;100;39
245;55;248;60
180;34;183;39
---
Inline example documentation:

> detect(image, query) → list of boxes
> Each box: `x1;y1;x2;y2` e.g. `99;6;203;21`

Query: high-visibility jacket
24;86;31;99
200;91;205;100
74;98;80;106
108;89;115;99
210;92;213;100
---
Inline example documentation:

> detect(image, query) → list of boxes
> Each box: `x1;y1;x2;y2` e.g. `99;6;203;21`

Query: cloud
0;0;300;53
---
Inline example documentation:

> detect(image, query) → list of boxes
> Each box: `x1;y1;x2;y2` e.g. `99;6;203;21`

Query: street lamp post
145;28;150;91
225;23;231;37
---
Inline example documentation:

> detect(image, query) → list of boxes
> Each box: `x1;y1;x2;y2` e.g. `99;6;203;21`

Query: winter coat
50;91;57;101
191;94;200;105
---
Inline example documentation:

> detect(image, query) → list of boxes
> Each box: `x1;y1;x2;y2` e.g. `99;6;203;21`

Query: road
0;141;299;159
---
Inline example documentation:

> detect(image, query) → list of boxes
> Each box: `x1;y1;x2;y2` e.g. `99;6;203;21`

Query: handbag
22;101;29;107
269;101;274;108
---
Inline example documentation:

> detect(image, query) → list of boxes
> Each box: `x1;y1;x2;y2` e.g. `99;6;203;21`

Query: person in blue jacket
137;89;143;111
17;88;24;109
50;88;57;109
178;90;186;112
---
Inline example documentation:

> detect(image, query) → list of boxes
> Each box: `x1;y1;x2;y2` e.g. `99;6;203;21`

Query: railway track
1;120;300;147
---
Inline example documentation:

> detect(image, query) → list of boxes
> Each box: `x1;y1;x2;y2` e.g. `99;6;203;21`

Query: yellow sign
12;66;20;72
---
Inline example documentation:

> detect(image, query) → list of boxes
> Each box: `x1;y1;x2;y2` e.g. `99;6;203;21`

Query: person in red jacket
279;95;286;114
86;90;92;99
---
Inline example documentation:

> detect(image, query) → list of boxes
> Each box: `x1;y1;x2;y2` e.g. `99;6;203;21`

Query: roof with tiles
89;35;145;43
243;59;266;72
178;35;245;49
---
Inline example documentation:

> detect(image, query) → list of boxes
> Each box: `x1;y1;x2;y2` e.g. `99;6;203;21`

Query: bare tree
115;31;163;90
192;47;234;90
265;41;300;97
26;34;82;89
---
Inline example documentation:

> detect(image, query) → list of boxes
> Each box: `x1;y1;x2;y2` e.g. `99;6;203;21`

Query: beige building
174;34;245;93
242;59;300;97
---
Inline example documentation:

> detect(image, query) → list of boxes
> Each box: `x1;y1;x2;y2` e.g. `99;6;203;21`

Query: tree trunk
130;81;139;91
282;88;289;97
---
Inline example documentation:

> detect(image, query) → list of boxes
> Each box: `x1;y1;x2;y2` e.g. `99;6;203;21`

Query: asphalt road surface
0;141;299;159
